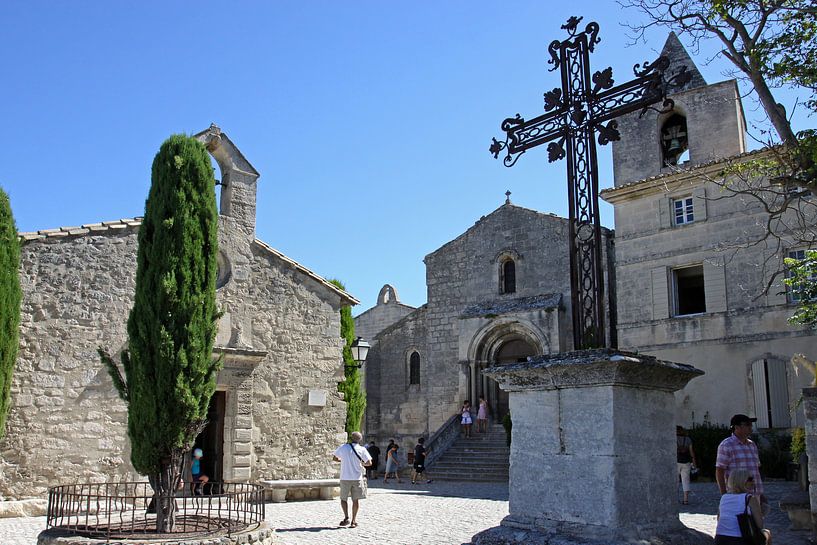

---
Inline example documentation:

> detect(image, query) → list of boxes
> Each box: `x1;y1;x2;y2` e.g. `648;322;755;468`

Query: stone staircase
428;424;509;482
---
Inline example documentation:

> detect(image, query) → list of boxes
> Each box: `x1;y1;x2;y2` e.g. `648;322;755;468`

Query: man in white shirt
332;431;372;528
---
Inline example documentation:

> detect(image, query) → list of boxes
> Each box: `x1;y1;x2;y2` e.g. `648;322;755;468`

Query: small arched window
661;113;689;166
499;259;516;294
409;352;420;385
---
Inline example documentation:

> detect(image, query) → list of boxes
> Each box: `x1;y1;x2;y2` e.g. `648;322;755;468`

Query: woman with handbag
714;469;772;544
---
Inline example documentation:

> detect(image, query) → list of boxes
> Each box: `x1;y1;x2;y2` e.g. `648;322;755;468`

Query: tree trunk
150;452;184;533
747;68;799;147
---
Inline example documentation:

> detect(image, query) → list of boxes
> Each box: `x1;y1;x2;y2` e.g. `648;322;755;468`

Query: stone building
601;34;817;428
0;125;357;499
359;199;613;445
356;34;816;446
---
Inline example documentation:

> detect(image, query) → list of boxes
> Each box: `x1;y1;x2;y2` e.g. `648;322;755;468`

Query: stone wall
360;203;615;443
604;162;817;426
0;217;350;499
363;307;427;448
354;284;415;342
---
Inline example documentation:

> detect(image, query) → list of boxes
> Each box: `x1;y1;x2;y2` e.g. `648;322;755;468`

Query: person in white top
332;431;372;529
714;468;772;545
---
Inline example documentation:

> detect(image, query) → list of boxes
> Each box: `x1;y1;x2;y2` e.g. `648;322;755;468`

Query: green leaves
0;187;21;440
785;249;817;327
122;134;221;475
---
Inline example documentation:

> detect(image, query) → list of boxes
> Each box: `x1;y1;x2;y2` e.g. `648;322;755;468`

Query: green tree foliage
785;249;817;326
101;135;221;531
0;187;21;440
329;279;366;434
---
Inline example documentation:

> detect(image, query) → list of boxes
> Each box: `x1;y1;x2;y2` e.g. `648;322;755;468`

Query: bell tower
611;33;747;187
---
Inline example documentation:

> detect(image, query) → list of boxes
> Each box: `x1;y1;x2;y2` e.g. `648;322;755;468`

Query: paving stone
1;480;812;545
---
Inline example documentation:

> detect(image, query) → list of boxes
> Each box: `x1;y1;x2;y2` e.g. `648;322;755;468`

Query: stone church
0;125;356;499
356;34;817;447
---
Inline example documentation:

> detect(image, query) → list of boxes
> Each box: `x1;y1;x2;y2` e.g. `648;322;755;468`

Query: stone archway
466;320;545;420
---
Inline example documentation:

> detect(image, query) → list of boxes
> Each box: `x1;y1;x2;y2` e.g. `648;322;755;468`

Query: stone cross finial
505;190;512;204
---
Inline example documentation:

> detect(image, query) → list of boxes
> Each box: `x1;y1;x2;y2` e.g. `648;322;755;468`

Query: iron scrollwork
489;16;689;350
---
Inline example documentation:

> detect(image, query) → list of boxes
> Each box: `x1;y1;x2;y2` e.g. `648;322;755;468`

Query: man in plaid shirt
716;414;768;511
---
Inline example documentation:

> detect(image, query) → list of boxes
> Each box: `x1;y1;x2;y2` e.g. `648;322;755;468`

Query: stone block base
38;522;275;545
471;520;712;545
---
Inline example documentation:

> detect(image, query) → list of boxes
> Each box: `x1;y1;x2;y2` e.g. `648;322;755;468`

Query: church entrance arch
467;321;543;421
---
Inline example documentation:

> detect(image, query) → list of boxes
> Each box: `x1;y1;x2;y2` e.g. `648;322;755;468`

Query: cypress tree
330;279;366;434
0;187;21;440
101;135;220;531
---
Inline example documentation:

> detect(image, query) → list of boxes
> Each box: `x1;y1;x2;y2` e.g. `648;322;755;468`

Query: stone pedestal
801;387;817;540
472;349;709;545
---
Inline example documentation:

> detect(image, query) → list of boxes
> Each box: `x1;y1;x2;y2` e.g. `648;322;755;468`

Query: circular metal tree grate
46;482;265;540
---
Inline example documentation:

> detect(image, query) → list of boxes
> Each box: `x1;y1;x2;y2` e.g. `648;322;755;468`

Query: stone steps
428;426;509;482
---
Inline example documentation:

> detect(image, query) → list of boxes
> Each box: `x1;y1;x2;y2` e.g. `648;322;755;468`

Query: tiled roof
18;217;358;306
600;148;773;199
460;293;562;319
19;217;143;241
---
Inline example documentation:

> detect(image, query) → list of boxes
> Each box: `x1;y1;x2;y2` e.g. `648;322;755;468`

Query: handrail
425;413;462;468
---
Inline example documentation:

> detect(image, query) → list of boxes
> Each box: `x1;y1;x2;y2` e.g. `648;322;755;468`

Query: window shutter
767;359;790;428
692;186;707;221
651;267;670;319
751;359;770;429
658;197;671;229
704;257;727;313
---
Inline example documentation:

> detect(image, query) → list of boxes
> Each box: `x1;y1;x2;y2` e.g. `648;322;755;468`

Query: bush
502;412;512;446
688;422;731;479
756;430;792;479
791;427;806;460
689;420;793;479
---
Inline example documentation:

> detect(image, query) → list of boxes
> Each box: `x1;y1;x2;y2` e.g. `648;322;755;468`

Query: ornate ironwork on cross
490;16;692;350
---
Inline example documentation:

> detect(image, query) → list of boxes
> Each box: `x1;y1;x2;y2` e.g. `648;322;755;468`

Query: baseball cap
730;414;757;427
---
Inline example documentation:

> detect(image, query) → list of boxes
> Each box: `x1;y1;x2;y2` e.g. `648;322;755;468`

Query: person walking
332;431;372;529
411;437;432;484
461;400;473;438
676;425;698;505
477;396;489;433
714;468;772;544
383;443;402;483
716;414;768;514
365;441;381;480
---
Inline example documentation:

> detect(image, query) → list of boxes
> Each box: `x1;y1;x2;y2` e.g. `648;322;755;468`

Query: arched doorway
466;321;545;421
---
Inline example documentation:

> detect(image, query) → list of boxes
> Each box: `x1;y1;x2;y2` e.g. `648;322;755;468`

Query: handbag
736;494;766;545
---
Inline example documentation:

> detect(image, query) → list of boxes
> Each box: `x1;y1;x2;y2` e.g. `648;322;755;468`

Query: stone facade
0;126;356;499
602;37;817;427
357;203;613;446
359;34;816;448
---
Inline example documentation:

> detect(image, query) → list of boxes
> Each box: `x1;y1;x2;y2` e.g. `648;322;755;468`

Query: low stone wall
38;522;275;545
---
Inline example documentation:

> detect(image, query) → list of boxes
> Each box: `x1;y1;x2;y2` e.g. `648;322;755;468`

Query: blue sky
2;2;812;316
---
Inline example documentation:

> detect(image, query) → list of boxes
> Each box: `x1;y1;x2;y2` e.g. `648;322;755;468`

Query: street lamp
348;337;370;369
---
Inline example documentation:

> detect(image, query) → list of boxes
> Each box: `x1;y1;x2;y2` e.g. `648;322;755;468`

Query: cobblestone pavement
1;480;812;544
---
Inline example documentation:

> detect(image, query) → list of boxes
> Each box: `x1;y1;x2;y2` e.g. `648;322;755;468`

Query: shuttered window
751;359;790;428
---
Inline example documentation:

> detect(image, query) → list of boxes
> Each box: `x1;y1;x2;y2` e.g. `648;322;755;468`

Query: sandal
339;518;350;526
350;522;358;528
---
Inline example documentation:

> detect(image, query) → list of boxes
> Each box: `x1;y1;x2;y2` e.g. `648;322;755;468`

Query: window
409;352;420;385
751;358;790;428
500;259;516;294
673;196;694;225
661;113;689;166
787;249;817;303
672;265;706;316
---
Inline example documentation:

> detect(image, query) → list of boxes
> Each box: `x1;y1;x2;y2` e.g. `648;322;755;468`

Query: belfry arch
465;320;546;420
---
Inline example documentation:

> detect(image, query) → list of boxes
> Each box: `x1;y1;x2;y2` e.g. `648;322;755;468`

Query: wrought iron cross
490;17;691;350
